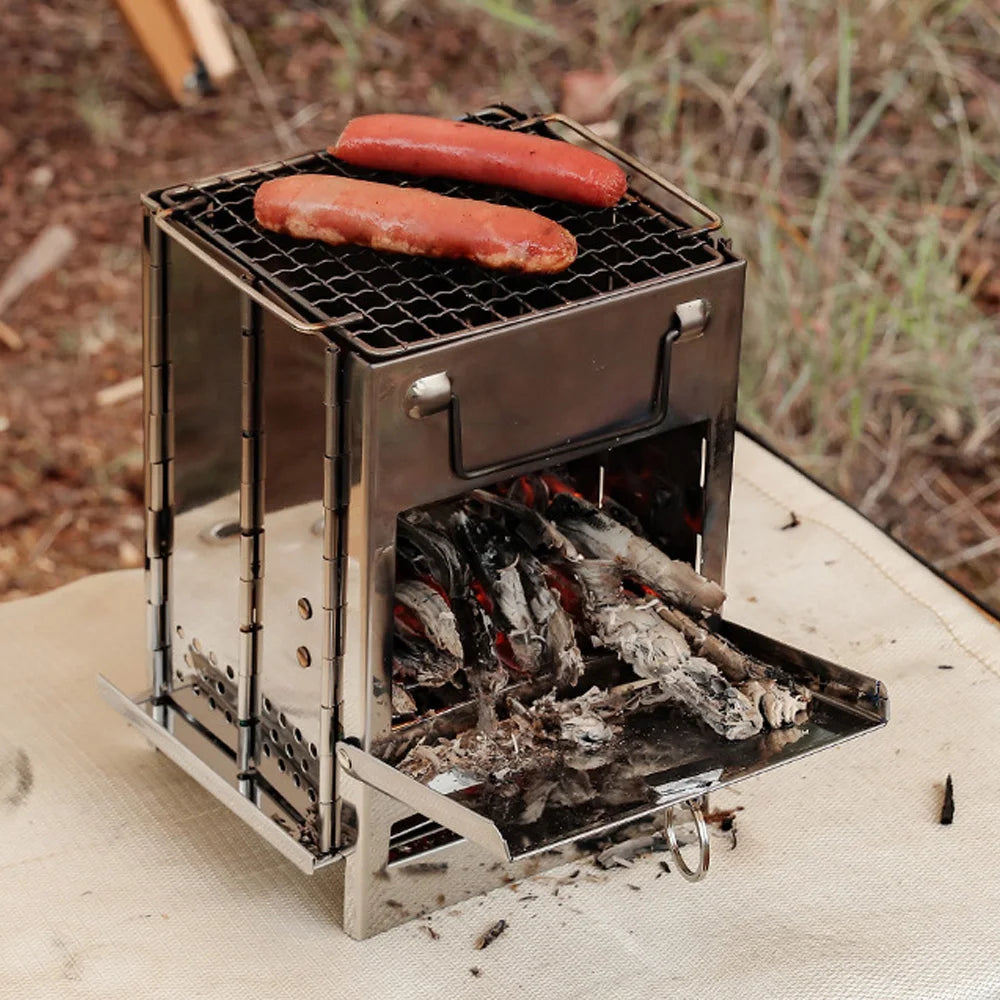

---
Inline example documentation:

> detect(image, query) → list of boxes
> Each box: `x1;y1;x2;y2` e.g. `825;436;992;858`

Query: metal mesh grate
157;110;724;358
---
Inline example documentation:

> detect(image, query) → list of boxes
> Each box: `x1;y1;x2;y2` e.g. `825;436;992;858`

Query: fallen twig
96;375;143;407
940;774;955;825
0;320;24;352
474;918;507;950
0;225;77;317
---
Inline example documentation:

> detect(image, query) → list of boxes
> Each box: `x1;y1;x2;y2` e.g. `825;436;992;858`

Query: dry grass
2;0;998;608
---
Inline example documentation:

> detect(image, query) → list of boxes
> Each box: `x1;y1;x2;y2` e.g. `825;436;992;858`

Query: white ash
551;494;726;614
519;553;585;686
393;640;463;688
391;684;418;716
493;562;543;674
398;685;626;785
394;579;463;662
739;679;810;729
575;560;764;741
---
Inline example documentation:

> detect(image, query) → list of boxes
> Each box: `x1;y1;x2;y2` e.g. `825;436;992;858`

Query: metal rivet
337;747;352;770
297;597;313;620
296;646;312;668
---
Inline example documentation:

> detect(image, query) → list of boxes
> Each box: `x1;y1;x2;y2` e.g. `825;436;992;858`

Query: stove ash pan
99;109;888;939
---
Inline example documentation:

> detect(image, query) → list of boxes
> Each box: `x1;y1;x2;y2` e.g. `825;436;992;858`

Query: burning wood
450;510;542;676
391;477;811;811
518;552;584;685
397;512;508;732
547;491;726;615
652;602;766;683
395;580;463;664
572;560;767;740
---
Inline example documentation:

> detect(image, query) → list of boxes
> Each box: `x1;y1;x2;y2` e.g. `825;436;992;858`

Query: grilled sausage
254;174;577;273
329;114;628;208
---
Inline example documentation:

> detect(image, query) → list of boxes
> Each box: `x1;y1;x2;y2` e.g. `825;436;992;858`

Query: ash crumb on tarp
937;664;956;670
0;748;33;810
474;919;507;950
470;967;482;978
781;512;801;530
940;774;955;825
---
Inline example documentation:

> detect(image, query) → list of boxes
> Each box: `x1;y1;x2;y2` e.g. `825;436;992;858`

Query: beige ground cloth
0;434;997;998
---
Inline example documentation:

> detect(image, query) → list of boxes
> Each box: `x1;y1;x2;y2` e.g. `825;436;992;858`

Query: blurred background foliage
1;0;998;606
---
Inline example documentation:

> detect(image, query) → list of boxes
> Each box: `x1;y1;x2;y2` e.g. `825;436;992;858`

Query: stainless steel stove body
100;107;888;938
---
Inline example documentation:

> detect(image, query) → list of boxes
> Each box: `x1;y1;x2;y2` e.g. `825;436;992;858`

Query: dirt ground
1;1;998;608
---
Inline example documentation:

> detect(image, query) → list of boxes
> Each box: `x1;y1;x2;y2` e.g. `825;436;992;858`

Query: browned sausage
329;114;628;208
254;175;577;273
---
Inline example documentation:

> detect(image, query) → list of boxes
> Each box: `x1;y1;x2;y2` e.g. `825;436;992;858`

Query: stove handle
444;298;709;480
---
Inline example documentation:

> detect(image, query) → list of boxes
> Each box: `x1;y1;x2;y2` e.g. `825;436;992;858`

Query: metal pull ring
664;799;710;882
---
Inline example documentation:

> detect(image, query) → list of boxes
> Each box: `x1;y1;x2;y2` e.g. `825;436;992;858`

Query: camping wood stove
99;106;888;939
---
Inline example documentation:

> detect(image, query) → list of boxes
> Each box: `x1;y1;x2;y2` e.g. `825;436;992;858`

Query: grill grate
157;110;724;358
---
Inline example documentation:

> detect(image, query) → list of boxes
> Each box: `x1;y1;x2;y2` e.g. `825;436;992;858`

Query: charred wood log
548;491;725;615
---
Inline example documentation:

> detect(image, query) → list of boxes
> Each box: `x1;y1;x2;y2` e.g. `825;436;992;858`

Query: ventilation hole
301;760;309;773
262;743;271;758
224;710;233;724
209;651;218;666
207;697;216;711
226;665;235;680
270;728;279;742
309;742;318;759
183;652;193;668
296;646;312;669
293;728;303;743
285;743;295;758
263;697;272;713
192;638;202;653
176;625;185;639
175;670;184;682
277;758;287;773
192;685;201;697
297;597;313;620
279;713;288;728
216;681;226;695
307;789;317;804
293;774;301;788
200;519;241;544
